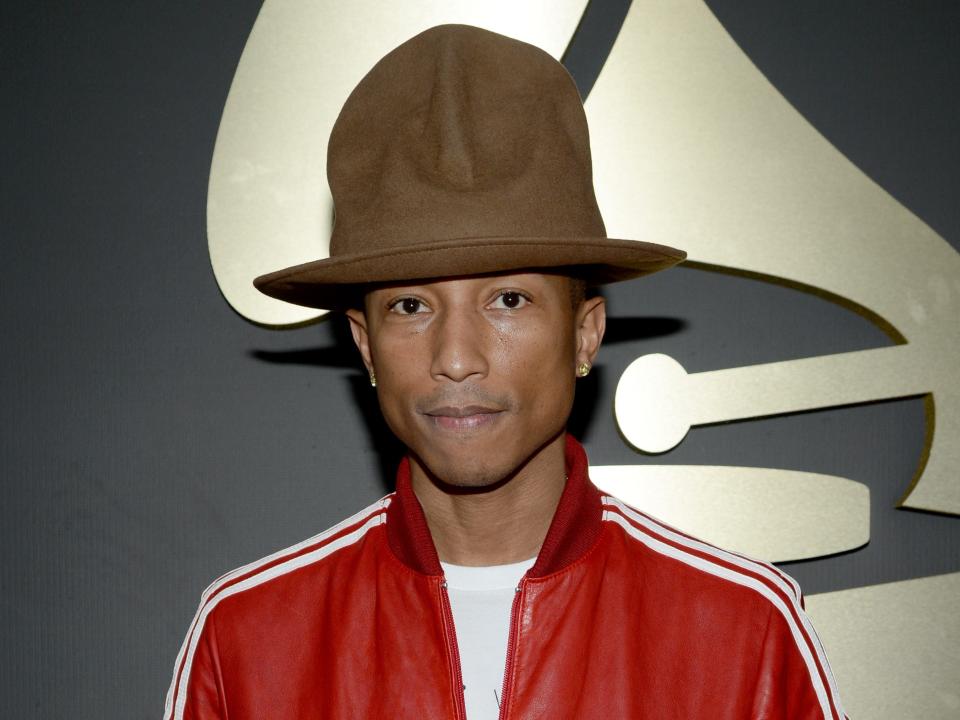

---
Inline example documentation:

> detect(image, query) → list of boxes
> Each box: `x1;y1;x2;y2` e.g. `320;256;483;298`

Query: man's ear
574;296;606;369
344;308;374;375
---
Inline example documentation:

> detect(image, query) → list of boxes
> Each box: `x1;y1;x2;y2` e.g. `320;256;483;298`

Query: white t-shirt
440;557;536;720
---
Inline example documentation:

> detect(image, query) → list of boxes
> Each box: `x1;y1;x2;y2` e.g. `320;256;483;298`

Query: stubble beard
409;424;564;495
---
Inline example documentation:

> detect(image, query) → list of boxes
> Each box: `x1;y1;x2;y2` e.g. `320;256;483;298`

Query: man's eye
490;291;529;310
388;297;426;315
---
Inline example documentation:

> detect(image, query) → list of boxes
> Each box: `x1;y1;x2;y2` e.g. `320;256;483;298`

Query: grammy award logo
583;0;959;563
205;2;959;714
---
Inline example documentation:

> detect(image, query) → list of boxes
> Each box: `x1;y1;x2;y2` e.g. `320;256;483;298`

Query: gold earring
369;369;377;387
576;362;591;378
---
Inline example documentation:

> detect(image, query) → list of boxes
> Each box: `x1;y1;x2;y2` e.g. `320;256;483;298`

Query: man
165;24;846;719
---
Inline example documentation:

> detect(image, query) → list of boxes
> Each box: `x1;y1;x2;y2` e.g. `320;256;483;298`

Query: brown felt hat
253;24;686;311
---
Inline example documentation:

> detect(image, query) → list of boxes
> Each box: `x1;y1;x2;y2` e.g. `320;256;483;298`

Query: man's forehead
368;271;572;293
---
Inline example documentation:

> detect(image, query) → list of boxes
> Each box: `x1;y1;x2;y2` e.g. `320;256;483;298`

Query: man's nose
429;306;489;383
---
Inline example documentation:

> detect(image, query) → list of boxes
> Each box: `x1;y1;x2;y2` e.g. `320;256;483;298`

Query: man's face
346;273;605;488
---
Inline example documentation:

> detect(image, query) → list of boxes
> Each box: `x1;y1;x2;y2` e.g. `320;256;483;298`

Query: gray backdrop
2;1;958;717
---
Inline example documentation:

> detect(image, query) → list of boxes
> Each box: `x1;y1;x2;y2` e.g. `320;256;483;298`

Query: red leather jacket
165;436;847;719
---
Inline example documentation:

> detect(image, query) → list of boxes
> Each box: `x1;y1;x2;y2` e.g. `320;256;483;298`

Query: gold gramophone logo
583;0;960;561
206;1;959;715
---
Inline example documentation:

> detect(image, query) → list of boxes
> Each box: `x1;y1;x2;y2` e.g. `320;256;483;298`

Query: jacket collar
385;433;602;578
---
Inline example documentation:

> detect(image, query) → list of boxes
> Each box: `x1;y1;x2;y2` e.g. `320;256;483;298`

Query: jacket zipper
497;576;526;720
439;578;467;720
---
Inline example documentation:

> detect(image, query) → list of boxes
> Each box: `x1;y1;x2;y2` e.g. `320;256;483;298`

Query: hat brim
253;236;686;311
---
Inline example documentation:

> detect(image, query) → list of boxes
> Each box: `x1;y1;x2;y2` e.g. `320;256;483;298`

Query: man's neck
409;434;568;566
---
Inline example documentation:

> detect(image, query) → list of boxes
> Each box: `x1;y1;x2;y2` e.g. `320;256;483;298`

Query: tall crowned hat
253;24;685;310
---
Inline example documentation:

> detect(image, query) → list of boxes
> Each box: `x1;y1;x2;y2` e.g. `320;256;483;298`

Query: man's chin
405;423;566;492
409;449;515;493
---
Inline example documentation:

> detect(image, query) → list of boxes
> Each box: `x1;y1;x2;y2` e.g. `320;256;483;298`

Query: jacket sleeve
750;601;848;720
163;606;227;720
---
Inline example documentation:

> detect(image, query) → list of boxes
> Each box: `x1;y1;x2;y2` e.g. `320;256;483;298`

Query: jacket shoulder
163;495;391;720
600;492;803;607
599;493;847;718
208;494;390;615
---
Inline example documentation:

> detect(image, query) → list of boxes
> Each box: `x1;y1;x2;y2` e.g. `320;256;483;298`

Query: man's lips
425;405;501;418
423;405;504;431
